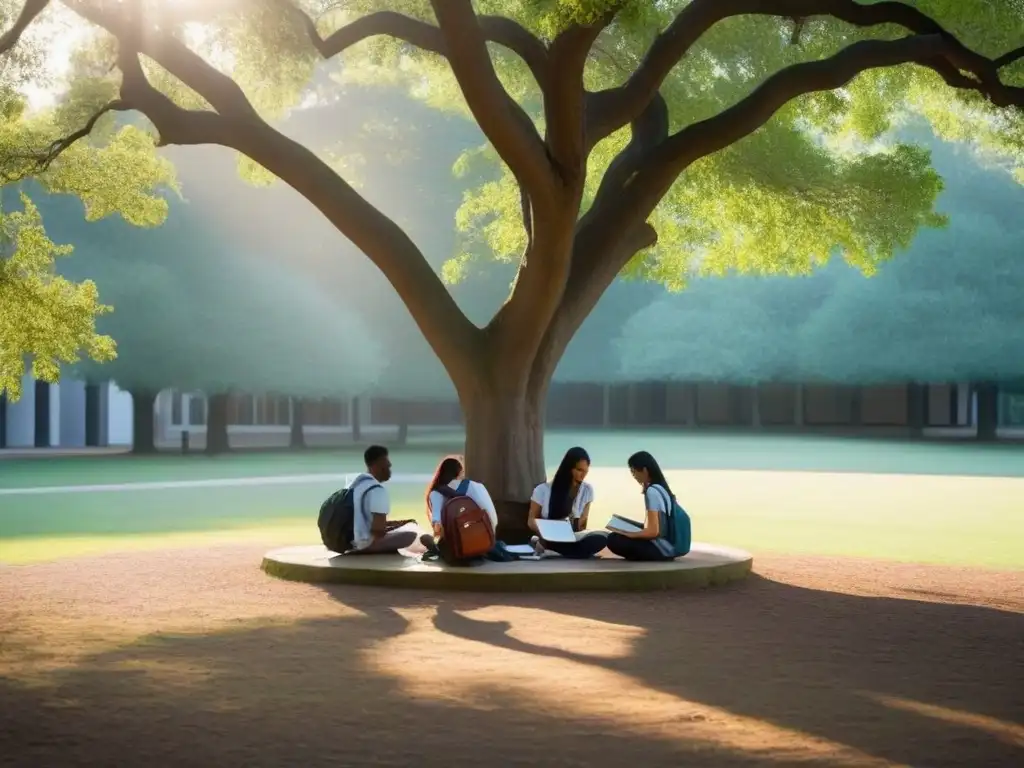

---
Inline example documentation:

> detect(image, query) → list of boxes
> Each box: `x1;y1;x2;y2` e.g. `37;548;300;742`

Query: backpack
318;476;380;554
438;479;496;560
652;485;692;557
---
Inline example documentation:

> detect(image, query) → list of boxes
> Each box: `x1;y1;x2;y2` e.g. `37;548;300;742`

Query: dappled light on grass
366;606;895;767
863;692;1024;749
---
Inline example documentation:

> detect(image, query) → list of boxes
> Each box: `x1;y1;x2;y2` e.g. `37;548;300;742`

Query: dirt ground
1;547;1021;768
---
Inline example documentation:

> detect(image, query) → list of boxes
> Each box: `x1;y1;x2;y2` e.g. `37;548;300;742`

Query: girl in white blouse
528;446;608;558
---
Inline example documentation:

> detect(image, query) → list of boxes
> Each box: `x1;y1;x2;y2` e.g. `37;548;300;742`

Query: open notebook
535;516;641;544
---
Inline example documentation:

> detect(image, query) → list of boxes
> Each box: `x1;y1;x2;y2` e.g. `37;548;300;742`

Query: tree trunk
206;393;231;455
290;397;305;450
462;383;547;545
130;389;156;455
975;382;999;442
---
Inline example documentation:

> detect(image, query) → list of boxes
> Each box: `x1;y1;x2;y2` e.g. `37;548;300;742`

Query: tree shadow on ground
322;574;1024;768
1;571;1021;767
2;599;834;768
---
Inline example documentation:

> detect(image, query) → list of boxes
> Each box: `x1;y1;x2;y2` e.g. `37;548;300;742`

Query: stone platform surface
261;542;753;592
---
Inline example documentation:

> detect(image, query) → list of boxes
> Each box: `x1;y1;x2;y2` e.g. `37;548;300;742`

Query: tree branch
995;45;1024;69
0;0;48;56
70;0;260;122
278;5;549;87
429;0;555;205
33;100;127;169
586;0;1024;145
115;44;231;147
544;12;617;180
606;34;1024;248
523;92;669;390
528;221;658;396
0;100;126;183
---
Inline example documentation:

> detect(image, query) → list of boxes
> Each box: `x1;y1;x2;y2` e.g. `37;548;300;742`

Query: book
535;519;576;543
503;544;537;556
606;515;643;533
536;519;611;543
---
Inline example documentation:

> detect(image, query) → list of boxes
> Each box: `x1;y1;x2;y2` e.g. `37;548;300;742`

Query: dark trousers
541;533;609;559
606;517;674;562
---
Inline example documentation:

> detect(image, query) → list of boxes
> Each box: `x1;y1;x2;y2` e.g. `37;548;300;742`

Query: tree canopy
615;266;841;384
799;140;1024;384
616;131;1024;387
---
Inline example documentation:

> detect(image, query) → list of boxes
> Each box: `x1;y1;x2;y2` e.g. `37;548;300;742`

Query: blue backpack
653;486;692;557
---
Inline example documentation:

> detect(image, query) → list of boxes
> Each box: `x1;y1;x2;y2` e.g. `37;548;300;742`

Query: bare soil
1;547;1021;768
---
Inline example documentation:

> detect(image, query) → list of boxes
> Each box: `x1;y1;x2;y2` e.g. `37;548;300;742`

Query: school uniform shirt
429;479;499;531
643;483;678;558
531;481;594;520
349;473;391;550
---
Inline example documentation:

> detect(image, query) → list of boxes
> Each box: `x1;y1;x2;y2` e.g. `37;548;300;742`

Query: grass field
2;432;1023;569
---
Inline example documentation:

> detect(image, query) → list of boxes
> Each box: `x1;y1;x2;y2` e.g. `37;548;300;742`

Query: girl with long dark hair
419;454;498;562
605;450;683;561
528;446;608;558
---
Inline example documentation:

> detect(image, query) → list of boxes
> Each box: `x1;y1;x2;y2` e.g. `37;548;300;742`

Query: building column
98;382;111;446
34;380;51;448
685;383;698;427
0;392;6;449
626;384;637;425
850;386;862;426
751;385;761;429
601;384;611;428
794;384;805;427
85;383;101;447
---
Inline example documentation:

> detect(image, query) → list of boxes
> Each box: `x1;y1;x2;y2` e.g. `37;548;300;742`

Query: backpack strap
437;479;471;499
651;485;674;517
357;480;383;519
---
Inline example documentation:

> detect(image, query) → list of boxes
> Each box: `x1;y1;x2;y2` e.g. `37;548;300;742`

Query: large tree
2;1;1023;520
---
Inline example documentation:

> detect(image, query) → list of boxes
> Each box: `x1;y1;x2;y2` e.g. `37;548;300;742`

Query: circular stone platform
261;543;752;592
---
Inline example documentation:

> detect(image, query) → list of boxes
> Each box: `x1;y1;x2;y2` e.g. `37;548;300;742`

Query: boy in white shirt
348;445;419;554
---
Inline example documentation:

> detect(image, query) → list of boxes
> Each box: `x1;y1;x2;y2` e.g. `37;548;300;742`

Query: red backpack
438;479;495;560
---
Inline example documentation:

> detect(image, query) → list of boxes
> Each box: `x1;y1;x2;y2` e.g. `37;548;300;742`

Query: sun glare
16;4;215;113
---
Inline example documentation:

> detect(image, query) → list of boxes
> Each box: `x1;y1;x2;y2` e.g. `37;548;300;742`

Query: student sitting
420;455;498;564
606;450;688;561
529;446;608;559
348;445;420;554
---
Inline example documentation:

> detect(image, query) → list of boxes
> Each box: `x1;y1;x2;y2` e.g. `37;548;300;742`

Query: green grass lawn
2;433;1023;569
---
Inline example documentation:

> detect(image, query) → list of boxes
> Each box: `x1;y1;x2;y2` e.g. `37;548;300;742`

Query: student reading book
528;446;609;558
606;451;690;561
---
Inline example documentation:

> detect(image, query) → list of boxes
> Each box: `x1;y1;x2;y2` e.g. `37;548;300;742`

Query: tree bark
290;397;305;449
975;382;999;442
206;393;230;455
130;389;156;455
461;379;547;545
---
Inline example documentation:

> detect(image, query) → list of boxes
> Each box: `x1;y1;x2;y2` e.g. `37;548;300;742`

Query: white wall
107;382;133;446
59;379;87;448
4;373;36;448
